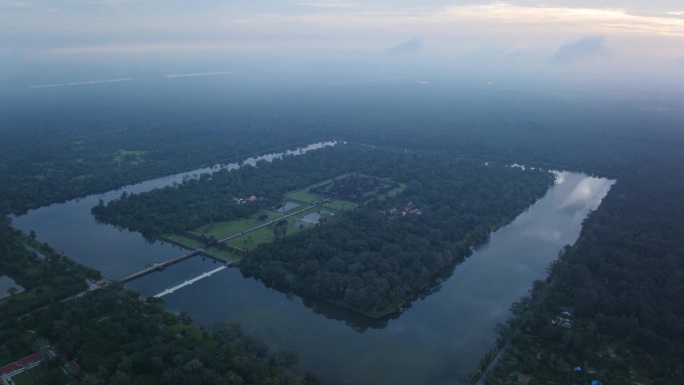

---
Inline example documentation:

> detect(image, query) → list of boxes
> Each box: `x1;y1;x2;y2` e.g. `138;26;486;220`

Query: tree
109;371;131;385
277;350;299;371
179;311;193;325
32;337;50;363
79;373;105;385
213;322;244;345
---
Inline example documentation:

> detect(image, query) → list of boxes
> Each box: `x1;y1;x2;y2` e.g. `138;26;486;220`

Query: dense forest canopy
5;284;318;385
4;80;680;214
0;217;97;320
482;145;684;384
0;203;319;385
91;144;555;318
90;145;553;237
1;80;684;383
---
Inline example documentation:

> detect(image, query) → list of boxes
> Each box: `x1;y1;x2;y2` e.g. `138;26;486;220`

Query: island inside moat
92;144;555;318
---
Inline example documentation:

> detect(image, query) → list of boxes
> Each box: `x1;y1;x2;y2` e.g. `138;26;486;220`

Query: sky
1;0;683;86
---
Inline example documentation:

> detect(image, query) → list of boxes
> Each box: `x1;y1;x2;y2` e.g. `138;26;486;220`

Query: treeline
0;217;98;320
2;285;318;385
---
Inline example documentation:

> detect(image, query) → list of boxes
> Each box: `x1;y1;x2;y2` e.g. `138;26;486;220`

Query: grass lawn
0;282;88;318
320;200;357;211
204;248;242;263
227;226;277;251
190;211;282;239
383;183;407;199
226;206;335;249
285;190;321;204
163;234;203;249
163;174;403;259
285;173;353;204
10;365;69;385
287;174;402;207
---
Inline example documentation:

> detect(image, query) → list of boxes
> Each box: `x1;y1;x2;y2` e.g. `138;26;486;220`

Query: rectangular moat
13;167;614;385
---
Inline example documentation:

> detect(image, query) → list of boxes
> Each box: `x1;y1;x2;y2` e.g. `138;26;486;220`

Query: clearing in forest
163;173;403;260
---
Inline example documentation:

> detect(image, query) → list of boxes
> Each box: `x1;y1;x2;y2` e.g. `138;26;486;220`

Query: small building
68;360;82;376
551;316;573;328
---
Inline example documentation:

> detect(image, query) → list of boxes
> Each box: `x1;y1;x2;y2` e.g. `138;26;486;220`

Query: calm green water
14;166;613;385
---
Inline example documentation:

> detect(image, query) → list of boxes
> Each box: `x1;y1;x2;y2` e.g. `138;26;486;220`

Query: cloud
296;1;353;8
553;35;608;63
388;37;422;54
165;71;233;78
3;2;684;84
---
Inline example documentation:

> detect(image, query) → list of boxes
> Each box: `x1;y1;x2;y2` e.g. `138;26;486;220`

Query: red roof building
0;353;42;384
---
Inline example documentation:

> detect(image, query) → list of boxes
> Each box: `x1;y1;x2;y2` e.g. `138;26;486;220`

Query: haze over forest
1;1;684;385
2;0;684;88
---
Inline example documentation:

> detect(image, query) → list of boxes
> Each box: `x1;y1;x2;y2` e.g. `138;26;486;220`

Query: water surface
0;276;25;299
14;165;613;385
12;142;335;278
151;172;613;385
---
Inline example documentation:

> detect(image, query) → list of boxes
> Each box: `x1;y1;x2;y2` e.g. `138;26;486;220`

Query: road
217;201;324;243
474;342;510;385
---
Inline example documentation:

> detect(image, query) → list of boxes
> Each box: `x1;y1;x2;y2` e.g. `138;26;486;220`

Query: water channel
13;147;614;385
